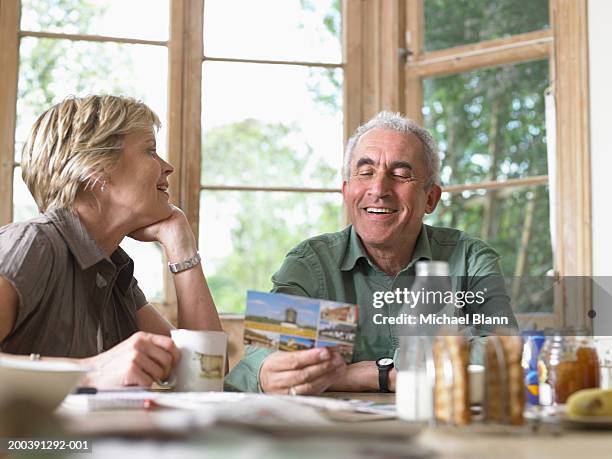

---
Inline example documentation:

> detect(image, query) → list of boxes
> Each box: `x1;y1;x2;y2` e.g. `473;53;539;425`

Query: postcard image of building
279;335;315;352
244;327;280;349
320;301;358;324
317;320;356;344
245;291;318;339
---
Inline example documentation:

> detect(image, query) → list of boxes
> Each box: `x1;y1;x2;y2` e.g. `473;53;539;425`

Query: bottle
415;261;453;329
537;334;553;406
596;338;612;389
522;330;546;406
395;261;450;421
396;335;434;421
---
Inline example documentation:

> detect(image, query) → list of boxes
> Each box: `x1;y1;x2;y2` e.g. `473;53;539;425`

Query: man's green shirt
225;224;517;393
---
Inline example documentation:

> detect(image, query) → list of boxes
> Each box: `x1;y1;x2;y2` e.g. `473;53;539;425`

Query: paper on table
61;391;383;426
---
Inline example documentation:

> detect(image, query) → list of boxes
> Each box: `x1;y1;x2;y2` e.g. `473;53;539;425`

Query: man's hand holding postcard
244;291;359;363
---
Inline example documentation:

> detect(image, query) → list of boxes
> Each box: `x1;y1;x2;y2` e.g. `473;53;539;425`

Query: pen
74;387;97;394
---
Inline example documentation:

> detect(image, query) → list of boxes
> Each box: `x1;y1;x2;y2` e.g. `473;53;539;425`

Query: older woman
0;95;222;389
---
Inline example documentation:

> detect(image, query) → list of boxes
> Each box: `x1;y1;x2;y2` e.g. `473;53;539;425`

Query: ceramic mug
170;329;227;392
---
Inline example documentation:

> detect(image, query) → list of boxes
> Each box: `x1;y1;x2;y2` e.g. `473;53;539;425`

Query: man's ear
425;184;442;214
342;180;348;202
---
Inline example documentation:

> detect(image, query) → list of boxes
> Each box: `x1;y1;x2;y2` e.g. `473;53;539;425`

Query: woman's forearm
147;207;222;332
171;261;223;331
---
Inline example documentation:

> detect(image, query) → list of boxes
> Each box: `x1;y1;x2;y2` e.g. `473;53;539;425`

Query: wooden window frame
195;4;345;318
342;0;591;329
1;0;591;327
0;0;347;322
0;0;181;319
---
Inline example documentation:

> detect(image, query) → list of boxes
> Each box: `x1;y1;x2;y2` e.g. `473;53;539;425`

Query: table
14;392;612;459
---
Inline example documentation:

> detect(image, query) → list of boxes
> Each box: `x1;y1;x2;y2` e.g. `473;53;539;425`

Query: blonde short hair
21;95;161;212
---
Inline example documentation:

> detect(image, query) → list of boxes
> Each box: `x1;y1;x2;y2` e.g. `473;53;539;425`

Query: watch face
378;358;394;367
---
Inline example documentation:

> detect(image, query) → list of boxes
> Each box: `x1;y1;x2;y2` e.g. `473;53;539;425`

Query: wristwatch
376;357;394;393
168;251;201;273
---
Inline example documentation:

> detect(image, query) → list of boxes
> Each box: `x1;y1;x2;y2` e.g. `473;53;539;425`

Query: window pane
20;0;169;41
203;0;341;63
16;37;168;162
12;166;39;222
202;62;343;188
425;184;553;313
423;60;549;186
424;0;549;52
199;191;343;313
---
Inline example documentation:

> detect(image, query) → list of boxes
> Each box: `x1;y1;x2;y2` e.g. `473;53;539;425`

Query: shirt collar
47;208;136;293
340;224;433;272
340;225;367;271
47;207;107;270
406;224;433;271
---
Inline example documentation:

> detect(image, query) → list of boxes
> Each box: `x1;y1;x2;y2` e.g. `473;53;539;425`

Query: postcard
244;291;359;363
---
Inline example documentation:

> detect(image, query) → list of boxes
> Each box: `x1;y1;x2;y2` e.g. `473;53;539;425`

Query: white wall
589;0;612;276
588;0;612;334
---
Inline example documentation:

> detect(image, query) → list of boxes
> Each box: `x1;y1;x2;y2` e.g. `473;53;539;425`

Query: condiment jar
538;331;600;405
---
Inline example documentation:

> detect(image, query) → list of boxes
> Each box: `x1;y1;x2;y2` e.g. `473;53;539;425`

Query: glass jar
596;338;612;389
537;332;600;405
575;335;600;389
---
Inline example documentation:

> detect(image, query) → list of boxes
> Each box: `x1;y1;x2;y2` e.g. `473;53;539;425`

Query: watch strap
378;367;391;393
168;251;201;273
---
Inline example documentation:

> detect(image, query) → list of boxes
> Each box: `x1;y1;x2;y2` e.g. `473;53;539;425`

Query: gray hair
343;111;440;188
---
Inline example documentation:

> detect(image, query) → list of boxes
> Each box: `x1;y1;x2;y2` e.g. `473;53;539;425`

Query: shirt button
96;273;108;288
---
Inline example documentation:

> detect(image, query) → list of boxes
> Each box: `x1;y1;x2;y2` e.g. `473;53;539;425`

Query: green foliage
22;0;104;32
423;57;553;311
18;0;137;122
301;0;343;112
424;0;549;51
202;120;342;313
420;1;553;313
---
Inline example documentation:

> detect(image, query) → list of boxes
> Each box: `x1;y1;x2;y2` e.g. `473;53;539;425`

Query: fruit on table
566;389;612;417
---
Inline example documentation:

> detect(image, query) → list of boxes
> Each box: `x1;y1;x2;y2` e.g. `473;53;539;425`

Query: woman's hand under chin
128;206;197;260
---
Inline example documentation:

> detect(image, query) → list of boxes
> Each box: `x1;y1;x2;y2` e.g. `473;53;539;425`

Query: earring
100;180;107;192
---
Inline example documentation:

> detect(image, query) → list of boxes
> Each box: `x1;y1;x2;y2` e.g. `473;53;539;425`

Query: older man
225;111;517;394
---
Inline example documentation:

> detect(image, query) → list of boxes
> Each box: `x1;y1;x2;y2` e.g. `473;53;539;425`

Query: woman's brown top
0;207;147;357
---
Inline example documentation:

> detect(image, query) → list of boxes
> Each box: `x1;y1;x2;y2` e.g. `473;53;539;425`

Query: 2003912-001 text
1;438;92;453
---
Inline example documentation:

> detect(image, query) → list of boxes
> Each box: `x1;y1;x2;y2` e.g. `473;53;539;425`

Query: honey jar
537;331;600;405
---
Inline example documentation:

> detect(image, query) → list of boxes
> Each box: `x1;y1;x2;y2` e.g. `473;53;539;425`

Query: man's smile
361;206;399;220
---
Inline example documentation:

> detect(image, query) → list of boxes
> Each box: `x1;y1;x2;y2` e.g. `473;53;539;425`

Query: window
413;0;554;318
0;0;345;317
1;0;590;326
199;0;344;313
423;59;552;313
1;0;170;302
341;0;589;327
398;0;589;325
